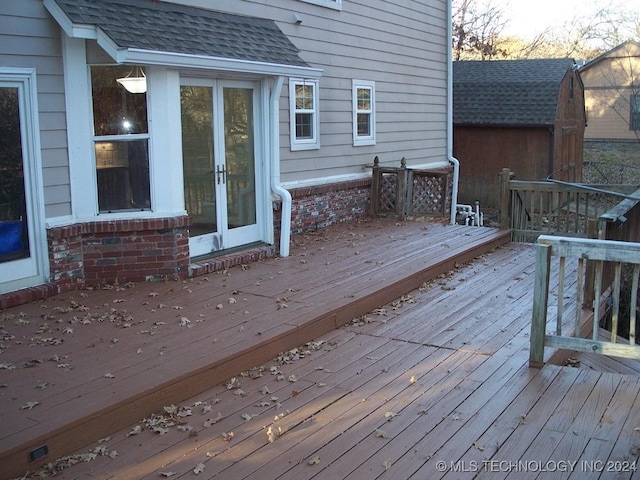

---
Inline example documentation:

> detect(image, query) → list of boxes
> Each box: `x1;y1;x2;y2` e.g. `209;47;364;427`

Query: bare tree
452;0;509;60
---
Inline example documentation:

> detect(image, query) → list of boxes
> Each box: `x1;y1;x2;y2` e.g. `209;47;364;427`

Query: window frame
289;77;320;151
297;0;342;11
352;79;376;146
90;65;152;213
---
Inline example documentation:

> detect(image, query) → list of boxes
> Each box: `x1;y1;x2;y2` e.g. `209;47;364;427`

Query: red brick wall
47;216;190;288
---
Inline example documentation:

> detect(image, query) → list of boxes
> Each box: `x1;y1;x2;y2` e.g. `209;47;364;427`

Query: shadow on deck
0;218;510;479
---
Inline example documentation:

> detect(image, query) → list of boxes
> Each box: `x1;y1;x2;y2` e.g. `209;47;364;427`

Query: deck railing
499;168;637;242
529;235;640;368
530;186;640;368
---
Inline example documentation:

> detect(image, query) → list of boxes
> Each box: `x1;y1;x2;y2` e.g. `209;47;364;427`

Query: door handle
216;165;227;184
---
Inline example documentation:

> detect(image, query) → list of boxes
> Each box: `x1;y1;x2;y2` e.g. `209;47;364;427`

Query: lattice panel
410;173;446;215
378;173;399;213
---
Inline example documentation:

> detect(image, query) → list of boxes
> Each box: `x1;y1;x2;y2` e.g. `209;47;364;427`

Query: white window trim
289;77;320;151
298;0;342;11
352;79;376;147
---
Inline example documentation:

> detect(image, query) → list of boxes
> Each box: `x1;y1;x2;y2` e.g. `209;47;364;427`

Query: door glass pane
0;87;29;262
181;86;217;236
224;87;256;229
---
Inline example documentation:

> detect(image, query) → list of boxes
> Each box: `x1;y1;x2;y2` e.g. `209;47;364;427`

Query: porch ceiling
44;0;323;78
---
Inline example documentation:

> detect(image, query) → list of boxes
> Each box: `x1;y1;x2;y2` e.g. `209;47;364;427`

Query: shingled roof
47;0;311;70
453;58;576;127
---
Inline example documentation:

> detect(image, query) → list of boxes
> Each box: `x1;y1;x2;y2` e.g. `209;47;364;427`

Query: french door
180;79;262;257
0;71;45;294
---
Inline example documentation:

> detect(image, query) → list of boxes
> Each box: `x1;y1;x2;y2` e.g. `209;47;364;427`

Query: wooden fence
370;157;449;220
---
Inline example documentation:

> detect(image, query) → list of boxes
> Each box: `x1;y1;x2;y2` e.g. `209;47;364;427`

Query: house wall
0;0;71;218
581;42;640;141
453;127;551;208
176;0;450;180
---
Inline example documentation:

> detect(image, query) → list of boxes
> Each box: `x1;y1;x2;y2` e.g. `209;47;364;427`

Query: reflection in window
91;66;150;212
0;87;29;261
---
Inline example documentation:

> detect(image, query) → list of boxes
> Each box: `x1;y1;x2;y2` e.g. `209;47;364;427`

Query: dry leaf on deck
193;463;205;475
104;373;115;378
308;455;321;465
21;401;40;410
159;472;176;477
384;458;392;470
260;386;271;395
473;440;485;451
127;425;142;436
385;411;399;420
204;412;223;427
374;428;388;439
222;431;234;442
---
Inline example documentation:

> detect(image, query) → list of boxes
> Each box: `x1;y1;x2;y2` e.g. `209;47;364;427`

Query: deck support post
499;168;512;230
530;242;552;368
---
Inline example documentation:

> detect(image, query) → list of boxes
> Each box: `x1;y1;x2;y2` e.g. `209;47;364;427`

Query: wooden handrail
529;235;640;368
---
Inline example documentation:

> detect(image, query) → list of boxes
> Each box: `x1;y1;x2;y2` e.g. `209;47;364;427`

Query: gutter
446;0;460;225
269;76;292;257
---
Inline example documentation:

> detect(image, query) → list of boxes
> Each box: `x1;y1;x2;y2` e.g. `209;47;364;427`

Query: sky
502;0;639;40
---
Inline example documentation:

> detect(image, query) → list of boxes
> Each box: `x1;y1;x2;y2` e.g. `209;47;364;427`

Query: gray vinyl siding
0;0;71;218
178;0;449;182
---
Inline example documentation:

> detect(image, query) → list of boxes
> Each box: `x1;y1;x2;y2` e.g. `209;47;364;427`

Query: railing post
530;242;552;368
397;157;407;220
370;156;380;217
499;168;512;230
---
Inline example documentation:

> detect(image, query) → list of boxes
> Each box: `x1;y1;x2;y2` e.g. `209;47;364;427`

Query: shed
453;58;586;208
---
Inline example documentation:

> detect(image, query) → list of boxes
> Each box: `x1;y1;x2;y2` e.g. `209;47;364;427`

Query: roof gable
453;58;576;127
45;0;321;77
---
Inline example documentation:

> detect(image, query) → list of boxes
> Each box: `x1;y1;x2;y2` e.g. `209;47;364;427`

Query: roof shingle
453;58;576;127
52;0;310;68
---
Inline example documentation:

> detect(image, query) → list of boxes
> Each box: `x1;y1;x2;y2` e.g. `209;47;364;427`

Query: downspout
446;0;460;225
269;76;292;257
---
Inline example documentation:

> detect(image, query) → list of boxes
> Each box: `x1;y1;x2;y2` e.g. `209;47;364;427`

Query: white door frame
0;69;47;294
180;77;265;257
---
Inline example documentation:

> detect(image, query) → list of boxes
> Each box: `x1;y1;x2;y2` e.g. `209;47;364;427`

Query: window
631;94;640;131
298;0;342;10
352;80;375;146
91;66;151;212
289;78;320;151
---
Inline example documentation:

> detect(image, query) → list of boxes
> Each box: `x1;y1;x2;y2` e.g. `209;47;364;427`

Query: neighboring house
0;0;455;301
579;40;640;172
453;58;586;208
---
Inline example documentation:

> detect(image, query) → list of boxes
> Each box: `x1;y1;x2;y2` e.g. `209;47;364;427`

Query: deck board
3;218;640;480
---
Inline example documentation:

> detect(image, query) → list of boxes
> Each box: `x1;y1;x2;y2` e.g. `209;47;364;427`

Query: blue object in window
0;220;23;254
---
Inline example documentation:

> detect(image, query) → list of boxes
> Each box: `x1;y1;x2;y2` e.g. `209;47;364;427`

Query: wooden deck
0;218;511;479
3;219;640;479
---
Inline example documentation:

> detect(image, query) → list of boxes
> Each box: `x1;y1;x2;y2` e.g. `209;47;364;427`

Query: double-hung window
352;79;375;146
289;78;320;151
91;65;151;213
298;0;342;10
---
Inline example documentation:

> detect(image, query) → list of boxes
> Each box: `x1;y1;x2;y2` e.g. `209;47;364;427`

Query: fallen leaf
384;458;392;470
159;472;176;477
473;440;485;451
410;376;417;384
374;428;389;439
385;411;399;420
0;363;16;370
308;455;321;465
104;373;115;378
242;413;257;422
222;431;234;442
260;386;271;395
204;412;223;427
288;374;297;383
193;463;205;475
127;425;142;436
21;401;40;410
